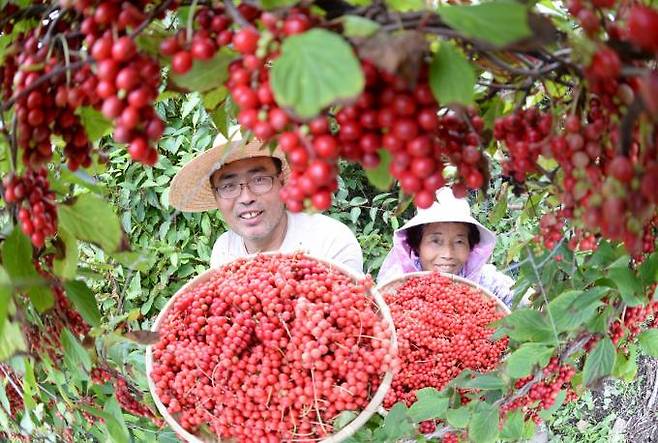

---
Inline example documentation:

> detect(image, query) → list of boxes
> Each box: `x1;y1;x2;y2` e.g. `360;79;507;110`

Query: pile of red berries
381;273;508;408
150;253;395;442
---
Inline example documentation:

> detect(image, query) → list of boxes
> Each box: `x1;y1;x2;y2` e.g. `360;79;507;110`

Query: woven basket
375;271;511;419
145;252;398;443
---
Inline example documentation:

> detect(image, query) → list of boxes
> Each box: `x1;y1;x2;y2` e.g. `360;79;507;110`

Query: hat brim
397;209;496;249
168;139;290;212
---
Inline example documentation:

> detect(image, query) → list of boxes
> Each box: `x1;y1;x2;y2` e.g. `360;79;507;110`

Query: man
168;131;364;274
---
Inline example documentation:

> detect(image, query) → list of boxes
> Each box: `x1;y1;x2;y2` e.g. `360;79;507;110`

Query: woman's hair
406;222;480;255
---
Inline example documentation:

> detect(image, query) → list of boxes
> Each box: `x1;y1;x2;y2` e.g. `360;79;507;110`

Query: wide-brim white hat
168;130;290;212
397;187;496;248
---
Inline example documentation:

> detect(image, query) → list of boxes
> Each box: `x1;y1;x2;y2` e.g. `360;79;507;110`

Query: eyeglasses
214;175;276;199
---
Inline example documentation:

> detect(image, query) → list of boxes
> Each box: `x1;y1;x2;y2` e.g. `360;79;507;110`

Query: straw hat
398;187;496;247
169;129;290;212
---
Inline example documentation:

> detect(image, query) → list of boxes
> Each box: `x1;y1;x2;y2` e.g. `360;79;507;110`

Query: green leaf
103;396;130;443
437;1;531;47
111;250;156;272
0;383;9;429
382;402;414;440
1;228;53;312
271;29;364;119
408;387;449;422
260;0;298;9
0;315;26;361
501;308;555;343
429;41;475;105
468;402;499;443
506;343;554;379
639;252;658;285
63;280;101;328
210;104;229;137
170;47;235;93
583;337;615;385
22;358;36;411
202;86;228;111
460;374;506;390
365;150;394;191
0;268;10;337
488;188;508;225
53;227;78;280
446;407;470;428
547;289;605;332
386;0;425;11
333;410;357;431
613;344;638;381
341;15;381;38
638;329;658;358
588;240;624;268
61;327;92;374
608;266;644;306
59;194;122;253
500;410;524;440
76;106;112;142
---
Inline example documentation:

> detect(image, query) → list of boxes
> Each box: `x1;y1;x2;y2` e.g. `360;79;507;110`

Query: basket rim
145;251;398;443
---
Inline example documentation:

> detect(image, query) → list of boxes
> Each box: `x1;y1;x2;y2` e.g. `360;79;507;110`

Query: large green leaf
458;374;506;390
437;1;532;47
506;343;554;379
271;29;364;119
61;328;92;374
468;402;499;443
500;410;524;440
58;194;122;253
76;106;112;142
341;15;381;38
22;358;36;411
64;280;101;328
408;387;449;422
446;407;470;428
379;402;414;440
583;337;615;385
0;315;26;361
0;268;10;337
1;228;53;312
429;41;476;105
170;47;235;93
386;0;425;11
547;289;605;332
500;309;556;343
613;344;638;381
638;329;658;358
103;396;130;443
608;266;644;306
53;226;78;280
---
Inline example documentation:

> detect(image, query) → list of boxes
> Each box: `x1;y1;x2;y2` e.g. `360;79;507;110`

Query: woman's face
418;222;471;275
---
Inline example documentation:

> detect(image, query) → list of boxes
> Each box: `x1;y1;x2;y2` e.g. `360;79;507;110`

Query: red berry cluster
3;168;56;247
502;357;577;423
76;1;164;165
92;367;162;425
494;109;552;183
536;211;565;251
609;285;658;345
151;253;394;441
545;93;658;255
381;273;508;409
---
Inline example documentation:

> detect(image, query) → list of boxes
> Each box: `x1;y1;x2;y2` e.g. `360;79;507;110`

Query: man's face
210;157;285;242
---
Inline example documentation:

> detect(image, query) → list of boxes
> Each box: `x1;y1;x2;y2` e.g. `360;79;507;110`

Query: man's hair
209;156;283;188
406;222;480;254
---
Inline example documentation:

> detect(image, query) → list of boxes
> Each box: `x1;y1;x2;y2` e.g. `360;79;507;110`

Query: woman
377;187;514;306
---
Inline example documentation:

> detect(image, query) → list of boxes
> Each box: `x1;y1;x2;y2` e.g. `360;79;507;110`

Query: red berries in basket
149;253;395;442
381;273;508;408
